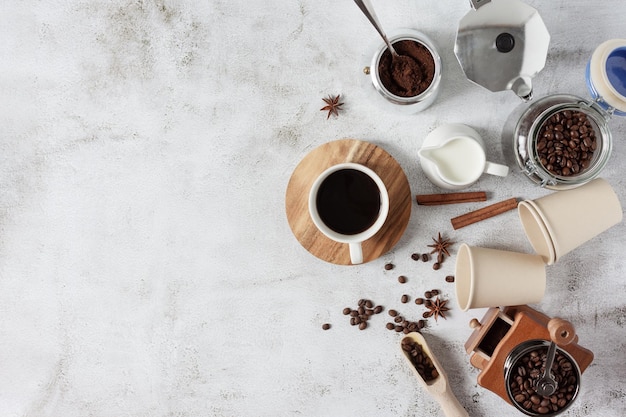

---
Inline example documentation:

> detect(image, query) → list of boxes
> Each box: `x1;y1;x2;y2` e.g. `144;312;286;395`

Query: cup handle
483;161;509;177
349;242;364;264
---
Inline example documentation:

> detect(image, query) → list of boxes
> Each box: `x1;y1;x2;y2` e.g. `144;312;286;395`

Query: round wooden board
285;138;412;265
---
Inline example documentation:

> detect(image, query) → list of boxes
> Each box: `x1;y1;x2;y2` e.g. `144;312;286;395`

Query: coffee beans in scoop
536;110;597;177
401;337;439;382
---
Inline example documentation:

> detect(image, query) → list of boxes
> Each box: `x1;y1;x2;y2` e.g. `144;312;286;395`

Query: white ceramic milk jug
418;123;509;190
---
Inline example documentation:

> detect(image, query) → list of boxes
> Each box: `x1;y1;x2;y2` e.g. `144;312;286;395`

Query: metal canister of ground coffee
363;28;442;114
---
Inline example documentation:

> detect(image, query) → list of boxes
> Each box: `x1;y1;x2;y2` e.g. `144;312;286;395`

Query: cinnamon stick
416;191;487;206
451;198;518;230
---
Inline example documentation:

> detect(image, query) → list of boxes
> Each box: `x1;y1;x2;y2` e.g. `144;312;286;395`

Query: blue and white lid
586;39;626;116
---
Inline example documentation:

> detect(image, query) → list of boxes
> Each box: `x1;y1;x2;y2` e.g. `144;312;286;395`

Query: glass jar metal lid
586;39;626;116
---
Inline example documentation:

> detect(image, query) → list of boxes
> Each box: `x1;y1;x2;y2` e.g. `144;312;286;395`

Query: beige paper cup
518;178;623;265
455;244;546;311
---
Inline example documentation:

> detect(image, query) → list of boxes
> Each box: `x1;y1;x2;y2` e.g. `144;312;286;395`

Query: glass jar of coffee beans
505;39;626;190
504;340;581;416
506;94;613;190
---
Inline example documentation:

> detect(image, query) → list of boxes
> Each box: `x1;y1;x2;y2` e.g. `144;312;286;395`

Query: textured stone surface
1;1;625;416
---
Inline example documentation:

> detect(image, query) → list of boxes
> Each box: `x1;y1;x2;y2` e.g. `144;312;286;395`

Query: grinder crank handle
547;318;576;346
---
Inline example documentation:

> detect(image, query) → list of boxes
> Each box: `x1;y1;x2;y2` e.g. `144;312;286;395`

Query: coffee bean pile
536;109;597;177
401;337;439;382
343;299;384;330
509;347;578;415
386;309;425;334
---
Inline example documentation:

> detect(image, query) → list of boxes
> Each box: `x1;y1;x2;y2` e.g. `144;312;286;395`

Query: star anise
422;297;449;322
427;232;452;262
320;94;344;119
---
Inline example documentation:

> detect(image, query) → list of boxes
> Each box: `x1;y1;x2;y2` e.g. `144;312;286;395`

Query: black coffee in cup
315;168;382;235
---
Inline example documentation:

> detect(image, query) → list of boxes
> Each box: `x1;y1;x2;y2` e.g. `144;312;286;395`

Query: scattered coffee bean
411;253;421;260
387;316;424;334
424;300;432;308
421;253;429;262
344;299;384;330
415;297;424;305
433;262;441;270
398;275;407;284
401;338;439;382
445;275;455;283
322;323;331;330
384;263;394;270
509;346;578;414
431;289;439;296
389;309;398;317
401;294;409;303
424;291;433;299
536;110;597;177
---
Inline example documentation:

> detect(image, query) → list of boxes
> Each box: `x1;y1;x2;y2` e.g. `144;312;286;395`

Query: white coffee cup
308;163;390;265
418;124;509;190
455;244;546;311
518;177;623;265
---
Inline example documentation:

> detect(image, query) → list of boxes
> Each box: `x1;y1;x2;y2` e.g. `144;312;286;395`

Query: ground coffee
378;40;435;97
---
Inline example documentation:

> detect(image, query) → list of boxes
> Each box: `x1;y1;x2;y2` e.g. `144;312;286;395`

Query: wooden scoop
401;332;469;417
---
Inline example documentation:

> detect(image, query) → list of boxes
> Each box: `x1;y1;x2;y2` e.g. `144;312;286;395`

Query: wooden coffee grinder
464;305;594;414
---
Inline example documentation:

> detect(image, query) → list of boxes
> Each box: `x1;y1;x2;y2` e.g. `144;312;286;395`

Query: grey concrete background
0;1;625;416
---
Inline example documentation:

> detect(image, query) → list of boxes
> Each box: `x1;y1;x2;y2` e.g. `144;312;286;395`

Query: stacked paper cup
455;178;623;311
